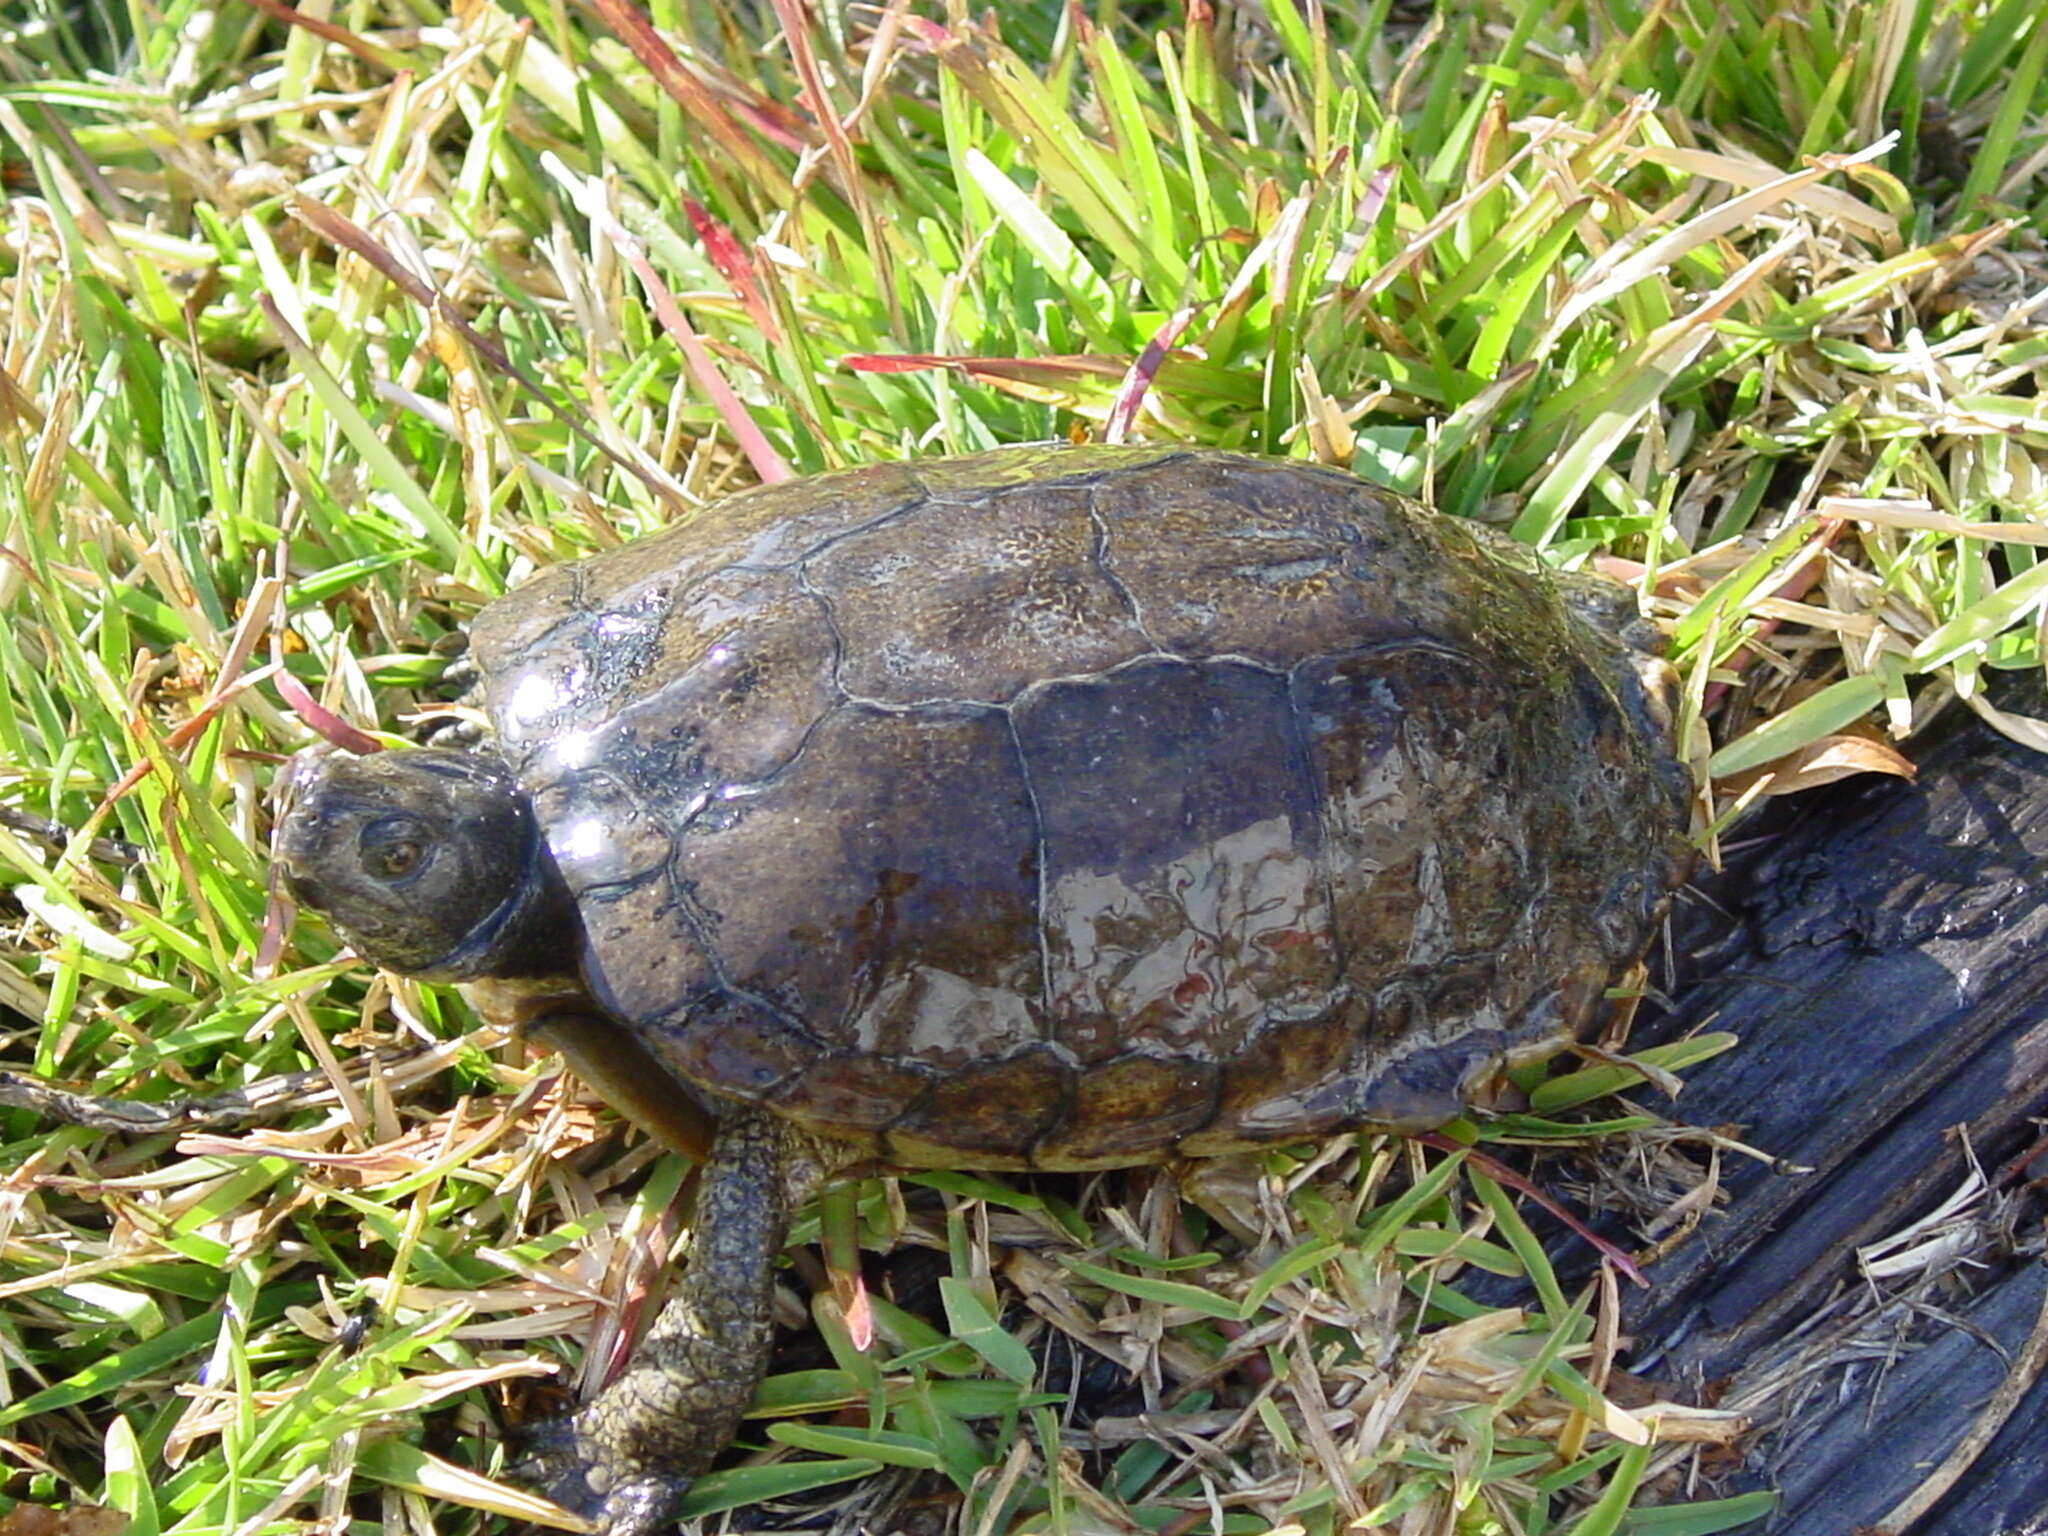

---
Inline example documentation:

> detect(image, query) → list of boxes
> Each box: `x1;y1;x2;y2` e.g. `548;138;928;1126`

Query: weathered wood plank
1752;1264;2048;1534
1624;686;2048;1532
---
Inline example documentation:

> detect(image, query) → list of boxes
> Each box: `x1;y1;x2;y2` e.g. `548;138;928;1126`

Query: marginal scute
1353;1032;1500;1132
1034;1052;1220;1166
884;1046;1073;1163
465;562;582;671
648;989;819;1101
787;1051;935;1137
1095;454;1454;661
470;447;1694;1164
1188;1006;1364;1152
698;460;925;569
1501;960;1614;1058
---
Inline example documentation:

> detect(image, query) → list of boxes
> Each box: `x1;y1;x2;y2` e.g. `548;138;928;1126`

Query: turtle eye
360;816;431;881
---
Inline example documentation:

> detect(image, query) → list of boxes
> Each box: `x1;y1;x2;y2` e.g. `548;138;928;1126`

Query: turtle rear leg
520;1107;825;1536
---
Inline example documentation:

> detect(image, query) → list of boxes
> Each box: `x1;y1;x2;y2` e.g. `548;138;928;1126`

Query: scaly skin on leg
521;1108;832;1536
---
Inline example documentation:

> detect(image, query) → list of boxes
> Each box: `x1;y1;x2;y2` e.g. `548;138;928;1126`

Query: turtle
275;443;1693;1535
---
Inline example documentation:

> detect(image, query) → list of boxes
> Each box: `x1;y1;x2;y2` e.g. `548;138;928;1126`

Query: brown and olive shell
468;445;1692;1169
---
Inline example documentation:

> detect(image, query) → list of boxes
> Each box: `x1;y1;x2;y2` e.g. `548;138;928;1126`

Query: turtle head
277;748;578;981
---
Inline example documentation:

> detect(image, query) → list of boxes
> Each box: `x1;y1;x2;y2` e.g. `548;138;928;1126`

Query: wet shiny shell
469;445;1692;1169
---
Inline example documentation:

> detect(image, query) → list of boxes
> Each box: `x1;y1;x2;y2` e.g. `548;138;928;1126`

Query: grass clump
0;0;2044;1533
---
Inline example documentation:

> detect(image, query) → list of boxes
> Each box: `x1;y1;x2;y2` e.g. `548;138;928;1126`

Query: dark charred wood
1621;679;2048;1534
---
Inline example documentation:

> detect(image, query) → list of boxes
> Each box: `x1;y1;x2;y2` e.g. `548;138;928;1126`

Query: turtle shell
467;445;1691;1170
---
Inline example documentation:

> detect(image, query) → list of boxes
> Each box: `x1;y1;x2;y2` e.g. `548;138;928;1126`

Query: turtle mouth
280;867;332;913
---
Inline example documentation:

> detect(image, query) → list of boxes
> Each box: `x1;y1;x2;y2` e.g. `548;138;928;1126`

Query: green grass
0;0;2043;1531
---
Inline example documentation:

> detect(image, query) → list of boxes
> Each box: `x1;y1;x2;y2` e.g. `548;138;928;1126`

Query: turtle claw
513;1411;691;1536
493;1115;810;1534
512;1417;696;1536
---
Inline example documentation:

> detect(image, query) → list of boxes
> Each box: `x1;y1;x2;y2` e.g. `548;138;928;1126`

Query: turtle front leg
520;1107;825;1536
